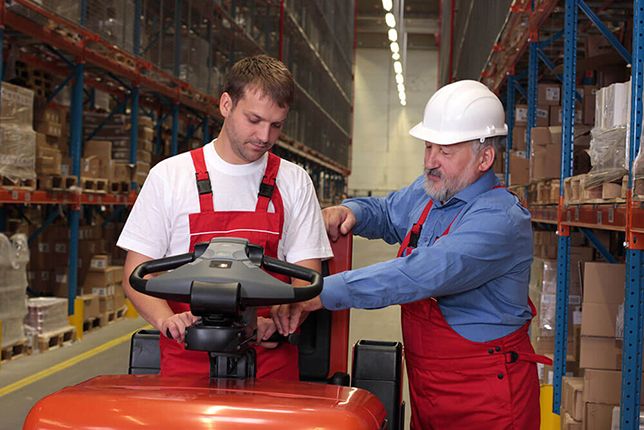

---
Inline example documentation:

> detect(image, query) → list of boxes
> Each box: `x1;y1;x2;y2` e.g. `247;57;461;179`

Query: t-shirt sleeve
280;170;333;263
116;166;171;259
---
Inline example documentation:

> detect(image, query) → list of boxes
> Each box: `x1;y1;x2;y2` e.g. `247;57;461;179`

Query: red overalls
159;147;299;380
398;193;551;430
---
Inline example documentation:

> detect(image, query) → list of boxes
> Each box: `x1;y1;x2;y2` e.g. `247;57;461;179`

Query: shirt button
487;348;494;354
495;346;501;352
497;373;504;380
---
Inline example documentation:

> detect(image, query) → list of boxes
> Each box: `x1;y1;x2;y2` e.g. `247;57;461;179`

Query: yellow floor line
0;324;152;398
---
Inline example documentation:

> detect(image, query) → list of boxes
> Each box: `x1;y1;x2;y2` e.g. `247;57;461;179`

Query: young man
118;55;332;379
274;80;550;429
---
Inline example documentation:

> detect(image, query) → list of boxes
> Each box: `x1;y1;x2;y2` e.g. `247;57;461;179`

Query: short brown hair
223;55;294;108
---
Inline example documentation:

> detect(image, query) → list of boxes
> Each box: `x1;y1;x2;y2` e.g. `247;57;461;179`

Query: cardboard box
510;152;530;185
114;285;126;309
583;263;625;304
90;255;110;271
531;127;552;146
1;82;34;127
562;377;584;421
79;293;100;319
562;412;582;430
512;126;526;151
530;145;561;181
583;369;644;405
548;106;583;126
584;403;618;430
582;86;597;126
84;266;123;287
98;295;115;313
538;83;561;106
581;302;621;337
579;336;621;370
81;156;101;178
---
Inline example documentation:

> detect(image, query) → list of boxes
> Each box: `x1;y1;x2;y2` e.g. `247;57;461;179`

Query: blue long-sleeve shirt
321;169;533;342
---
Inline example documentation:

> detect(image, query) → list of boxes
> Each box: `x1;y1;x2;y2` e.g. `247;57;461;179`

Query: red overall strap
190;148;214;212
255;153;281;212
397;200;433;257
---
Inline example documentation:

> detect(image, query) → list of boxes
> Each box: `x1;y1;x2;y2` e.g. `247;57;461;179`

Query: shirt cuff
341;201;364;229
321;272;352;310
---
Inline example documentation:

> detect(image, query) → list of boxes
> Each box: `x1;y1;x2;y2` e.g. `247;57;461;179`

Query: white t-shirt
117;141;333;263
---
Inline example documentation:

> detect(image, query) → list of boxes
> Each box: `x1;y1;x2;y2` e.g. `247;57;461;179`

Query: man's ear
479;145;495;172
220;92;233;118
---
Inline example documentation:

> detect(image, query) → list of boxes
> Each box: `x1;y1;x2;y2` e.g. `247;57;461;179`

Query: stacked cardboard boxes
83;255;126;318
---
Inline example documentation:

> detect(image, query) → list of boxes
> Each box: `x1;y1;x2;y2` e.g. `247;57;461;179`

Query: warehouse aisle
0;237;407;429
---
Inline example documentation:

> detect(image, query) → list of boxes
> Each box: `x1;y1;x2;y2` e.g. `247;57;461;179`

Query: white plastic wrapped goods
0;125;36;181
26;297;69;333
586;127;627;188
595;81;631;130
0;233;30;288
0;82;34;128
2;317;27;347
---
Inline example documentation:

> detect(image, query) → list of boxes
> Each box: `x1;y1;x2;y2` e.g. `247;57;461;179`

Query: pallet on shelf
37;325;76;352
1;338;31;362
533;179;560;205
80;177;108;194
37;174;78;191
565;174;624;205
0;176;36;191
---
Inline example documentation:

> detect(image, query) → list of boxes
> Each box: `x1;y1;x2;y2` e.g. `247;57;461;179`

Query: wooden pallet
109;181;131;194
37;325;76;352
80;177;108;193
1;338;31;362
1;176;36;191
564;174;625;205
38;174;78;191
82;317;102;333
530;179;560;205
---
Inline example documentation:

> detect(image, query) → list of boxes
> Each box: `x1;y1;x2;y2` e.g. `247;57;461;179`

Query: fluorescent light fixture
382;0;393;11
385;13;396;27
397;83;405;92
394;61;402;74
388;28;398;42
390;42;400;53
392;52;400;60
395;73;404;84
400;99;407;106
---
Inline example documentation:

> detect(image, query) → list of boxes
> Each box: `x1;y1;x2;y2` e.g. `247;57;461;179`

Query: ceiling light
388;28;398;42
395;73;404;84
397;83;405;92
390;42;400;53
382;0;393;11
392;52;400;60
394;61;402;74
400;99;407;106
385;13;396;28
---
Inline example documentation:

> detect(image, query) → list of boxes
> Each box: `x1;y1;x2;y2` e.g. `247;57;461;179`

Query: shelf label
597;211;602;224
608;207;614;224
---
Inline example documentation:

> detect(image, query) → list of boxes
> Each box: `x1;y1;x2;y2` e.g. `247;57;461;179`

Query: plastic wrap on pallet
2;316;27;348
0;125;36;181
25;297;69;334
1;82;34;128
585;127;628;188
0;233;30;288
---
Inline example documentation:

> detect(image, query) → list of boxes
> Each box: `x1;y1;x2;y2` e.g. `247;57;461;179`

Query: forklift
24;235;405;429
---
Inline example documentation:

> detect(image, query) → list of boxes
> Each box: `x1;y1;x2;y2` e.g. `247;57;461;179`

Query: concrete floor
0;237;407;429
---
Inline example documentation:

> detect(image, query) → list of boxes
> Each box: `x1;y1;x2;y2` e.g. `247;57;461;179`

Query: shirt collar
434;169;499;208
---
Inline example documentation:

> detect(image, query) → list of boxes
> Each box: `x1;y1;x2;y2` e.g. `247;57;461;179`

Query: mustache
424;168;442;178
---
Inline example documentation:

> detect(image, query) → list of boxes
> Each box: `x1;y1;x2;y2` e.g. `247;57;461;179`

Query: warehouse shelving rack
0;0;355;315
480;1;643;428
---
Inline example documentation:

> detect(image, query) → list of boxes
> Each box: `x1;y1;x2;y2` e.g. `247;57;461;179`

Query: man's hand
160;311;200;343
322;206;356;241
272;297;324;336
256;316;279;349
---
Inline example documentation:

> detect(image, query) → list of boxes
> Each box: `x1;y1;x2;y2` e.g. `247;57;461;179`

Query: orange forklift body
23;235;389;429
24;375;386;429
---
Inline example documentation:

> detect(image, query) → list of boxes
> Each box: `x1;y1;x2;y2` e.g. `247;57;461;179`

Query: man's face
219;87;288;164
423;140;484;201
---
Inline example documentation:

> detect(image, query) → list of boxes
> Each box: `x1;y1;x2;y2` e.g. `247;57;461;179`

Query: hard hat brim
408;121;508;145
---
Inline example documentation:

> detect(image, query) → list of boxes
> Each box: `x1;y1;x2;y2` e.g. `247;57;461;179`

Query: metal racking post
130;0;142;190
171;103;179;155
621;0;644;426
171;0;181;156
553;0;578;413
526;39;538;159
505;75;516;185
67;0;89;316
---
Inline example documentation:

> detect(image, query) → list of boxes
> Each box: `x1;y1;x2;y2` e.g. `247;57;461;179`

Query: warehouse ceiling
356;0;439;50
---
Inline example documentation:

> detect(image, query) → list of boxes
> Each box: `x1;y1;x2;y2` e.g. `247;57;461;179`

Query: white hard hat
409;80;508;145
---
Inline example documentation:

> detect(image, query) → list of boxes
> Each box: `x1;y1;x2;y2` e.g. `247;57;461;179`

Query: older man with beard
273;80;550;430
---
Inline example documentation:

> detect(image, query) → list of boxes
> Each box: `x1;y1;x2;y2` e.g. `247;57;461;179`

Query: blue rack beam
553;0;578;414
527;41;538;159
621;0;644;427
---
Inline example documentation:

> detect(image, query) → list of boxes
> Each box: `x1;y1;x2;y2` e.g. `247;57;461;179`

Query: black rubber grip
263;332;300;345
130;252;196;293
262;256;323;301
